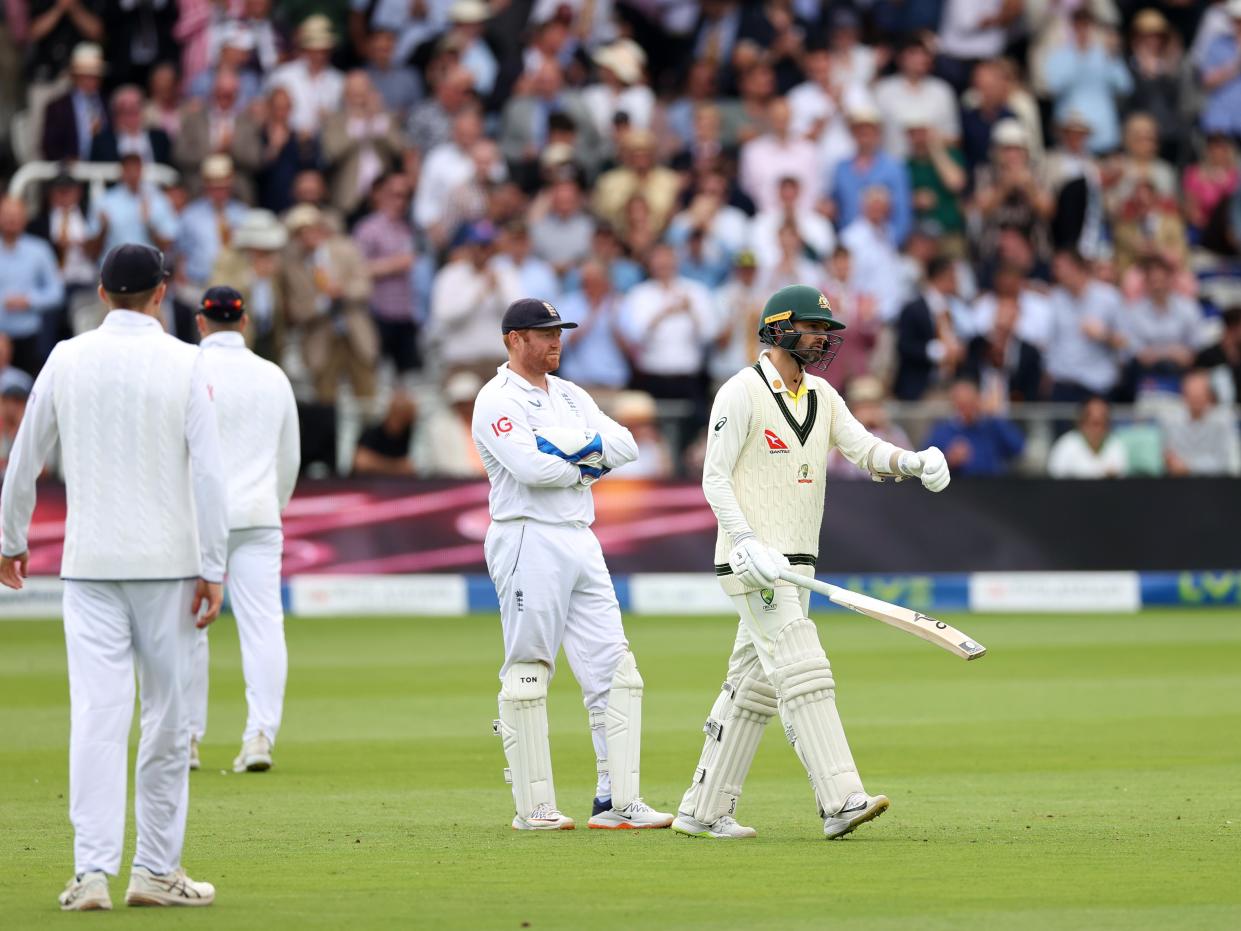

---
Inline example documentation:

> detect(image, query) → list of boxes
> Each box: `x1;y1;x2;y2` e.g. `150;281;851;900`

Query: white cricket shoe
189;738;200;771
511;803;575;831
824;792;890;840
671;814;757;839
58;871;111;911
125;866;215;907
233;733;273;773
588;798;674;830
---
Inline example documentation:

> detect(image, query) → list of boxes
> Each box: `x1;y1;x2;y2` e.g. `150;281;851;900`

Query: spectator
556;258;631;392
607;391;673;479
188;24;262;107
1045;7;1133;154
232;86;321;215
529;174;596;276
266;14;344;135
88;152;178;254
175;67;244;196
959;59;1016;176
443;0;498;98
1047;396;1129;478
1108;112;1177;211
972;119;1054;274
498;61;600;188
1125;9;1189;165
785;44;859;186
41;42;108;162
757;223;819;294
352;390;417;476
0;334;33;401
0;197;65;375
1184;133;1239;233
1195;305;1241;404
750;175;833;267
28;173;97;340
936;0;1018;92
175;154;248;296
964;284;1044;404
416;371;486;478
417;107;488;238
738;97;820;214
1045;249;1127;402
211;208;289;363
819;245;881;386
826;374;912;479
0;380;31;476
144;61;183;141
1124;256;1203;396
563;224;644;295
1161;370;1241;476
665;59;721;150
353;173;419;376
406;60;474;155
905;116;968;254
924;377;1026;476
585;40;655;141
220;0;280;75
1111;178;1188;274
592;129;681;235
495;222;560;304
363;29;421;121
895;254;966;401
840;185;907;324
1197;0;1241;139
426;221;521;380
826;8;877;89
368;0;452;65
283;204;378;404
89;84;173;166
25;1;104;87
874;34;960;159
709;250;764;385
321;71;408;220
98;0;177;90
972;261;1054;353
831;104;913;247
1043;109;1107;256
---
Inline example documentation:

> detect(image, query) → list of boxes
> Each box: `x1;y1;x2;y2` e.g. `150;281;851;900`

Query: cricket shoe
512;803;575;831
587;797;674;829
823;793;889;840
189;738;200;771
125;866;215;907
58;871;111;911
670;814;757;839
233;733;273;773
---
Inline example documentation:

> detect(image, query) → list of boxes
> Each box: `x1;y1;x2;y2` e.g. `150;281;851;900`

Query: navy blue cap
501;298;578;334
100;244;169;294
199;285;245;322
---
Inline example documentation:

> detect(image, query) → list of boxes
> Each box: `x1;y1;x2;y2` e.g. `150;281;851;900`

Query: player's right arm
275;374;301;512
0;349;62;586
700;376;755;544
472;390;584;488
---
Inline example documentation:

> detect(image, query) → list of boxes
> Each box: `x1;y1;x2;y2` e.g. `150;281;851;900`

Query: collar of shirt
497;362;551;395
758;351;818;400
200;331;246;349
102;310;164;331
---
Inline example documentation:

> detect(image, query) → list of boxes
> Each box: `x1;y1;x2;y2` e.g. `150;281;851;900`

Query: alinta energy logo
764;429;789;453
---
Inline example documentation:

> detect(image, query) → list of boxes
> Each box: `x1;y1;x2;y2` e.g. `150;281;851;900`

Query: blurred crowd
0;0;1239;481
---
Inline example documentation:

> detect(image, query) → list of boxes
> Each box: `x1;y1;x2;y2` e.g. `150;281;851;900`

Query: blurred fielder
187;286;300;774
472;298;673;831
0;245;228;908
672;284;951;840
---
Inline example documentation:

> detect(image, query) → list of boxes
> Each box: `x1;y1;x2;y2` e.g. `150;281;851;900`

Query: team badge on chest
797;463;813;484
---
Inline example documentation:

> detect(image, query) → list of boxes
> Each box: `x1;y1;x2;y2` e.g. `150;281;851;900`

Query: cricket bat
777;570;987;661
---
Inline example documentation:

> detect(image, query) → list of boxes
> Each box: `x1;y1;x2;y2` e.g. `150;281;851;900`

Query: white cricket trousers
63;578;198;877
189;528;287;745
485;518;628;794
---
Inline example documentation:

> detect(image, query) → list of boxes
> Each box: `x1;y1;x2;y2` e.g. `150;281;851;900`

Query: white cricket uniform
472;362;638;793
0;310;228;877
188;331;300;748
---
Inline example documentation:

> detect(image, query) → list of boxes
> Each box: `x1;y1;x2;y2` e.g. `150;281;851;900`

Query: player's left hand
192;579;224;628
0;552;29;590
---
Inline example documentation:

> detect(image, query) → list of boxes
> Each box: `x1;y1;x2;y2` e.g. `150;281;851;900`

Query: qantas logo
764;430;790;453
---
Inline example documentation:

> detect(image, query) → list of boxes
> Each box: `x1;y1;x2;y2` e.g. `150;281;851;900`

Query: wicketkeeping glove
534;427;605;467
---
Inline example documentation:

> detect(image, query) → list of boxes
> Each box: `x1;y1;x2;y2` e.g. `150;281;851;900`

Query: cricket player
472;298;673;831
0;244;228;908
672;284;951;840
187;286;300;774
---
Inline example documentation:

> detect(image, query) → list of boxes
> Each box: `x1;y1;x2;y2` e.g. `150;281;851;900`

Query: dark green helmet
757;285;846;371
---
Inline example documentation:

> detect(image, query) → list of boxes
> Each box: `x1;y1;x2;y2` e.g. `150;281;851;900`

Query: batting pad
679;670;778;824
771;618;865;817
603;651;644;809
495;662;555;816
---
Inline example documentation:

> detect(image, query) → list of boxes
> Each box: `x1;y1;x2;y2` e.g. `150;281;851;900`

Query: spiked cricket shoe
588;797;674;829
512;803;575;831
189;738;200;771
824;793;889;839
125;866;215;907
233;733;273;773
671;814;757;838
58;871;111;911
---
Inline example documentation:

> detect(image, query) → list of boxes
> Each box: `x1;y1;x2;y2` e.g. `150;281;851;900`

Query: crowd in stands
0;0;1239;481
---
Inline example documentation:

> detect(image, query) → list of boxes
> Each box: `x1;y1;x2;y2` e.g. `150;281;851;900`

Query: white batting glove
728;537;788;589
898;447;951;493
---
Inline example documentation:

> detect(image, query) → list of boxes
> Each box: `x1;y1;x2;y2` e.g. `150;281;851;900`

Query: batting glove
898;447;951;493
728;536;788;589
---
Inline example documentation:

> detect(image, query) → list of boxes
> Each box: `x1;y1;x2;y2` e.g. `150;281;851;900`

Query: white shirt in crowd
472;363;638;525
1047;431;1129;479
971;290;1055;352
872;75;961;158
738;133;822;213
266;59;344;135
618;277;718;376
0;311;228;581
428;259;523;367
199;331;300;530
750;208;836;265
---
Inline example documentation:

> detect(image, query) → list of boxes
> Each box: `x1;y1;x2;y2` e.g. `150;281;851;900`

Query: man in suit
174;68;247;199
895;255;967;401
41;42;108;162
89;85;173;166
498;60;602;188
320;71;408;220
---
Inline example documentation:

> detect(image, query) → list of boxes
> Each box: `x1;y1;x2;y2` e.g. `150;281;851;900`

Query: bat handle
777;569;837;600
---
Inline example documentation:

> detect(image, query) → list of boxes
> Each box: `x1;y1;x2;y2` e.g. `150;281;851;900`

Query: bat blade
827;588;987;660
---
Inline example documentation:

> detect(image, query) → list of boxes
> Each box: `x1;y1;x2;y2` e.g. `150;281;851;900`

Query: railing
7;160;180;208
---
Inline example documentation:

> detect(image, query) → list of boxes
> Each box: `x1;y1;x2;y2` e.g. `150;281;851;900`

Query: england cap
99;243;169;294
198;285;246;322
501;298;578;334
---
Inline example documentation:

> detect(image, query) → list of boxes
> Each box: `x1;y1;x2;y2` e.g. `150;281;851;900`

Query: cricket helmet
757;285;846;371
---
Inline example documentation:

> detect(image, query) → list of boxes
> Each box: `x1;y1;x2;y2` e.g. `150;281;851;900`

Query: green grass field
2;610;1240;930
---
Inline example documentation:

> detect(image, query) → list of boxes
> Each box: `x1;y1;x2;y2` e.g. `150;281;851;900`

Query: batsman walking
472;298;673;831
672;285;951;840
